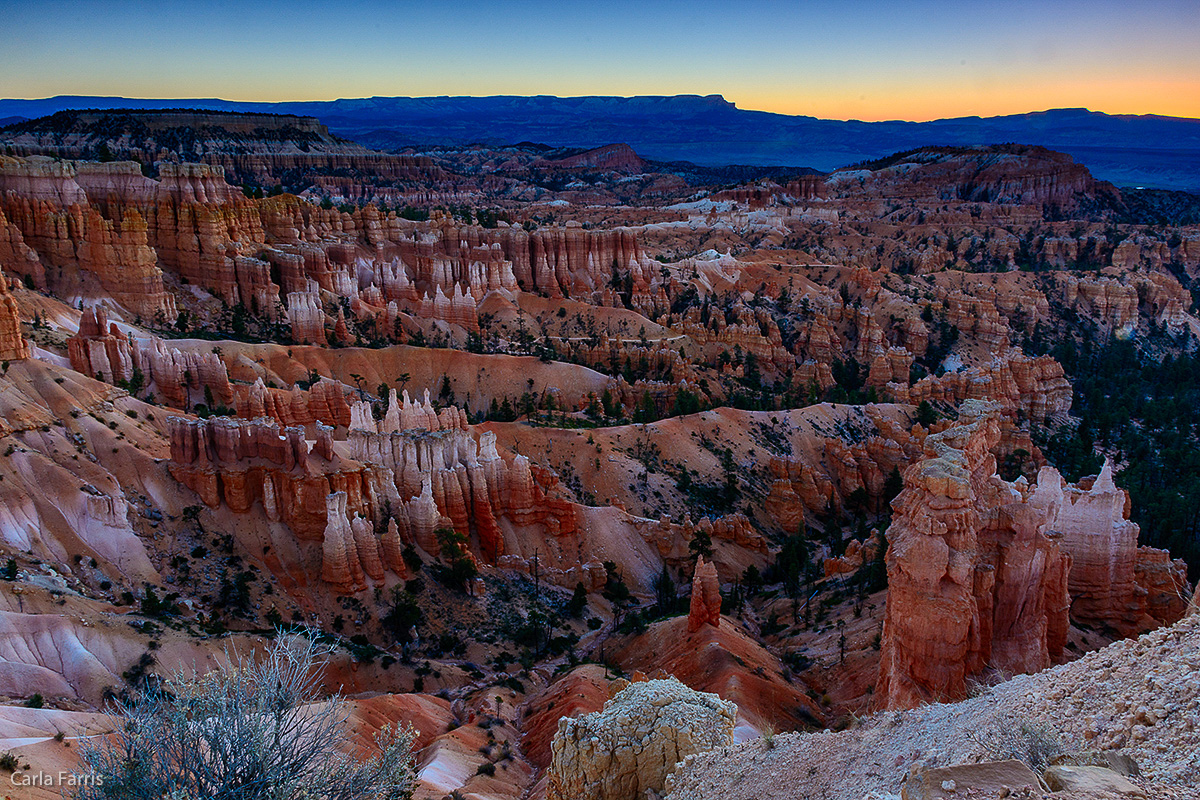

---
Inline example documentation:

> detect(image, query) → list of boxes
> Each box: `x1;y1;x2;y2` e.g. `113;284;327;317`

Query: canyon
0;110;1196;800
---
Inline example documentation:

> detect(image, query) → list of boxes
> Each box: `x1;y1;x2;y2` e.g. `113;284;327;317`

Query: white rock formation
546;678;736;800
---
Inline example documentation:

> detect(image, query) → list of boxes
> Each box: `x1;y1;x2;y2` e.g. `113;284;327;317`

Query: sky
1;0;1198;122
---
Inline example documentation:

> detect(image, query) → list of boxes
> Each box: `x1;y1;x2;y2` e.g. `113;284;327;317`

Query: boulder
546;677;735;800
901;760;1041;800
1043;765;1144;796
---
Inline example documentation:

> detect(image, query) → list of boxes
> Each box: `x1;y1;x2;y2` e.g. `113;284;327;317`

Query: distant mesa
0;107;445;189
2;94;1198;189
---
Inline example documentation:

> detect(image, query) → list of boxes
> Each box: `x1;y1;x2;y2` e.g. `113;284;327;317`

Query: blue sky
2;0;1198;120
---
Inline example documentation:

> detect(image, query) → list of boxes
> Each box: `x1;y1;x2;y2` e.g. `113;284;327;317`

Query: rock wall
888;351;1071;423
0;205;43;287
1053;460;1190;635
166;391;594;593
828;145;1107;210
875;401;1072;710
67;308;233;408
347;418;576;560
235;376;353;429
0;154;667;345
287;291;325;344
167;415;361;538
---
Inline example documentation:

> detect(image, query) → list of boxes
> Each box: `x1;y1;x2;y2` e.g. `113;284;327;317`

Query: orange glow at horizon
11;66;1195;124
4;0;1200;124
731;77;1200;122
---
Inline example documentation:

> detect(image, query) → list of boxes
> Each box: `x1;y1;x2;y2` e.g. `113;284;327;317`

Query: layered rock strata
67;308;232;408
235;376;353;429
167;415;359;538
1053;461;1190;635
687;558;721;632
0;266;29;360
875;401;1072;710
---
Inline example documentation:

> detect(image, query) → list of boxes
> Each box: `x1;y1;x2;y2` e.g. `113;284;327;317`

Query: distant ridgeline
0;108;442;191
1;95;1198;191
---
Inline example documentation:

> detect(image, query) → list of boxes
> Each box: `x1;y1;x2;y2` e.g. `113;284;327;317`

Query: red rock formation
1052;460;1190;635
823;530;884;578
829;145;1108;210
321;491;365;593
67;311;234;408
168;415;368;538
67;307;132;381
0;205;43;288
347;422;575;560
133;338;232;409
332;308;352;345
889;352;1071;423
765;456;834;523
0;154;90;205
687;558;721;631
1060;272;1191;336
875;401;1071;710
418;284;479;331
1;200;176;320
534;143;646;173
0;266;29;360
1061;275;1139;334
380;516;407;577
634;513;766;564
235;377;353;428
351;514;385;582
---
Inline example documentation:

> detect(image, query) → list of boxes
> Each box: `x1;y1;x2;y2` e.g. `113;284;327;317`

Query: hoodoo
0;70;1197;800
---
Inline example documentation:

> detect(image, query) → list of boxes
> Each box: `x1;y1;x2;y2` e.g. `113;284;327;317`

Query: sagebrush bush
73;632;416;800
969;712;1070;771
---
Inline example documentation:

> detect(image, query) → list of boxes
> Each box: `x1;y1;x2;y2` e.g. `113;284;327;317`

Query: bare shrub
73;632;416;800
968;712;1070;772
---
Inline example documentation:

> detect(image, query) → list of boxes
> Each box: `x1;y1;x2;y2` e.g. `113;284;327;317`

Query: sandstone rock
901;760;1041;800
1042;765;1144;796
380;516;407;577
876;401;1071;710
133;337;233;409
687;558;721;632
321;491;365;593
287;291;325;344
546;677;736;800
830;145;1106;210
167;415;364;538
0;159;177;318
889;351;1070;423
0;205;43;288
1053;460;1190;635
0;267;30;360
235;376;353;428
351;514;385;582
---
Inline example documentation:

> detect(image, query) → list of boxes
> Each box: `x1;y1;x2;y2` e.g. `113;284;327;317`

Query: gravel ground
665;614;1199;800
